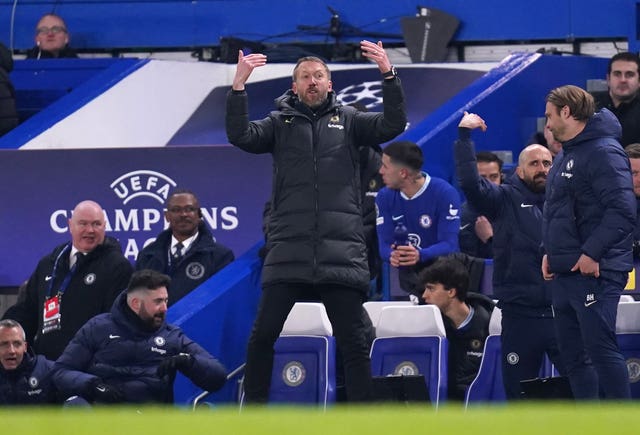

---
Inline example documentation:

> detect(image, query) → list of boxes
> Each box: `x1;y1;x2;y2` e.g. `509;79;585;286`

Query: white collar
171;232;198;254
400;172;431;200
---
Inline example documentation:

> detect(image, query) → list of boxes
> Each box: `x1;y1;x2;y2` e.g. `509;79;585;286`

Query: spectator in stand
529;128;562;159
26;13;77;59
591;52;640;147
376;140;461;300
136;189;234;305
419;256;494;401
0;42;19;137
52;269;227;405
2;200;133;360
0;319;58;405
459;151;503;259
455;111;564;399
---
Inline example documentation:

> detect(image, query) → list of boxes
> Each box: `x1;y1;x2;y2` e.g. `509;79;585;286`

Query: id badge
42;294;62;334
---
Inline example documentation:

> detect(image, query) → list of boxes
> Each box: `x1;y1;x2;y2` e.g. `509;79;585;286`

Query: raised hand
360;40;392;74
232;49;268;91
458;111;487;132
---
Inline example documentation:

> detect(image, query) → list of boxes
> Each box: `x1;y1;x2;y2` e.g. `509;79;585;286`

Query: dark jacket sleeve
581;146;637;261
454;127;505;219
179;332;228;393
2;274;40;343
225;90;275;153
102;258;133;312
352;77;407;146
52;320;101;398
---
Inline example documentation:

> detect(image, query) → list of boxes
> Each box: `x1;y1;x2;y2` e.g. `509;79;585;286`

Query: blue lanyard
46;244;80;297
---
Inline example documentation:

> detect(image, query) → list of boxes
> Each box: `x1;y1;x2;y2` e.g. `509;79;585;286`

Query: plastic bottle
392;215;408;246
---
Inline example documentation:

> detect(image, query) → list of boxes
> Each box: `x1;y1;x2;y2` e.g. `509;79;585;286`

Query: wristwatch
382;66;397;79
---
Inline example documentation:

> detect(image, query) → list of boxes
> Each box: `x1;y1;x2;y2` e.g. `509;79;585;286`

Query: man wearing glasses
26;13;77;59
136;189;234;305
2;200;133;361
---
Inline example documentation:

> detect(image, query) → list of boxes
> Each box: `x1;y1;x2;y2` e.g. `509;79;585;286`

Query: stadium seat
619;294;635;303
616;301;640;399
464;307;506;406
269;303;337;406
369;305;448;406
363;301;414;329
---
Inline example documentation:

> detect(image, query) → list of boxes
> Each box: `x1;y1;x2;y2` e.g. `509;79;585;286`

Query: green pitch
3;403;639;435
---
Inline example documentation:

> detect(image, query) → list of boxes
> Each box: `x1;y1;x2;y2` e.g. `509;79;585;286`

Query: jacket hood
110;290;167;335
564;108;622;149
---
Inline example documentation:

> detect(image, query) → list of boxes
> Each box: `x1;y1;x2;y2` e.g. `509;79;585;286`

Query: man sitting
419;255;494;401
52;269;227;405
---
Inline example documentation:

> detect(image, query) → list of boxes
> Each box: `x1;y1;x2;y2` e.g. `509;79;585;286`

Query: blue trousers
243;283;372;403
552;271;631;400
501;312;564;399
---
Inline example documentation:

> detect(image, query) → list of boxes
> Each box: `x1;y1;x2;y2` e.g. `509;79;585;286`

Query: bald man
3;200;132;360
454;112;564;400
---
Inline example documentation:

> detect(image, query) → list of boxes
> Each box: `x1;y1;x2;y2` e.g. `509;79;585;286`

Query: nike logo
96;386;106;393
520;203;534;208
584;300;597;307
109;334;120;339
44;275;52;281
460;224;470;230
392;215;404;222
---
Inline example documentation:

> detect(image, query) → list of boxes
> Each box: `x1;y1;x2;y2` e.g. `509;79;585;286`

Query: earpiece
37;40;40;47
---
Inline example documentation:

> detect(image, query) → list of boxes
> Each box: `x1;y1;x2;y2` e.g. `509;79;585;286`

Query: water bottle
392;215;408;247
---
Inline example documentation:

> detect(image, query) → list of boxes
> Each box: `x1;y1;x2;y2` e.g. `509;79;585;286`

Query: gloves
156;353;194;377
87;378;124;404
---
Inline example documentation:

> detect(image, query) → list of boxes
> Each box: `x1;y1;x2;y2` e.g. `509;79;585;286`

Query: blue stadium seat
268;303;337;406
369;305;448;406
464;307;506;406
616;301;640;399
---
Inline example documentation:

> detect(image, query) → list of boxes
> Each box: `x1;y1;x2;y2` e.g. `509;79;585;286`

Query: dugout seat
616;301;640;399
268;303;336;406
369;305;448;406
464;306;506;405
363;301;414;330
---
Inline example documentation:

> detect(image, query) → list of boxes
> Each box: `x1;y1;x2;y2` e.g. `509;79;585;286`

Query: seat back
269;303;336;406
363;301;414;329
464;307;506;405
370;305;448;406
616;301;640;399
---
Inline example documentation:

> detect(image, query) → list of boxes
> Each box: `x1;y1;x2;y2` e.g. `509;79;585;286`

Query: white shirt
170;232;198;257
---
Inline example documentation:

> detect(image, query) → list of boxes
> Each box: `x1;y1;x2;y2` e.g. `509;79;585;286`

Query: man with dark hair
418;255;494;401
0;319;58;405
52;269;227;405
226;41;406;403
3;200;133;361
592;52;640;146
454;111;563;399
459;151;503;259
136;189;234;305
376;140;461;299
543;84;636;400
625;143;640;260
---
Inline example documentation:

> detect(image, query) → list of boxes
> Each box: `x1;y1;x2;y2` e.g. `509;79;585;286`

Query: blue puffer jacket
543;109;636;273
52;292;227;404
0;352;57;405
455;128;551;313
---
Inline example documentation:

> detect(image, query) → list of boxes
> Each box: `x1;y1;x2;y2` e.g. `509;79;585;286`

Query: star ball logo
48;169;239;261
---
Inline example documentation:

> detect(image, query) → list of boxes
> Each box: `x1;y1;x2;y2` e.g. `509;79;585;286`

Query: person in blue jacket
376;140;461;300
136;189;234;306
0;319;58;405
542;85;636;400
52;269;227;405
454;111;563;399
624;143;640;259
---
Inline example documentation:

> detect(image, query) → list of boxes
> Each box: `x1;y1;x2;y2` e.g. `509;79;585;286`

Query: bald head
516;144;553;193
68;200;106;252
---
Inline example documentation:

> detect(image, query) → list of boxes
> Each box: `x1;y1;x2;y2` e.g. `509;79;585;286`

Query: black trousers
243;282;373;403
